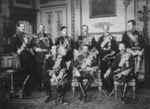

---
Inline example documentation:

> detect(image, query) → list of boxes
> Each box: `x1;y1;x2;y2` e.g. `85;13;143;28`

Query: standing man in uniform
74;25;97;51
30;24;53;91
122;20;146;74
55;26;74;78
97;24;119;93
10;21;35;93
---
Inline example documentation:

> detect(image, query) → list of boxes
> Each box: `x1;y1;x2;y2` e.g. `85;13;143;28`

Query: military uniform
105;52;134;102
55;36;74;78
55;36;74;62
44;55;69;103
122;30;146;73
97;34;119;91
122;30;145;49
10;31;35;88
75;35;97;51
30;33;53;90
72;52;98;102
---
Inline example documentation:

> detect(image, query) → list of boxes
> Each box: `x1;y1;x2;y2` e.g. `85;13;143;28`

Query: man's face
82;46;88;54
18;24;25;33
127;22;134;31
119;44;126;53
39;25;45;34
103;25;109;34
61;28;67;36
51;46;57;55
82;26;88;34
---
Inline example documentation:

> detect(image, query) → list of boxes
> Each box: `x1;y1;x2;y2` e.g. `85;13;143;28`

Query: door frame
40;4;67;42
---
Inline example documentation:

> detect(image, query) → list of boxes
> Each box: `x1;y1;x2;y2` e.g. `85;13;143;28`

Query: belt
36;49;48;53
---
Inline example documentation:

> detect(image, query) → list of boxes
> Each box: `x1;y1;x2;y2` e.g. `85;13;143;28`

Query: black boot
44;96;52;103
44;82;52;103
121;82;128;104
59;83;69;105
78;93;83;101
82;96;88;103
58;96;69;105
76;77;88;103
78;82;87;103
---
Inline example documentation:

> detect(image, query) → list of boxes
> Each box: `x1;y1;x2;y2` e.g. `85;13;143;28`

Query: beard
120;50;125;53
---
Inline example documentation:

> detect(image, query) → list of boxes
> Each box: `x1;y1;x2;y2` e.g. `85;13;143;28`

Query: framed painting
40;0;66;4
89;0;116;18
14;0;32;8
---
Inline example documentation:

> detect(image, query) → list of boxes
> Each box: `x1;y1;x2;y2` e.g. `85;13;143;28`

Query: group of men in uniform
10;19;145;105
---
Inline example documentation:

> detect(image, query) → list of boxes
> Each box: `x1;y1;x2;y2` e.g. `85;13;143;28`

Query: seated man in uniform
104;43;135;104
72;44;99;103
43;45;69;105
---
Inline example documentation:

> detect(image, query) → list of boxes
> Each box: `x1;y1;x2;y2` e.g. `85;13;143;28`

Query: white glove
17;48;22;54
35;48;42;52
104;69;111;78
45;54;51;59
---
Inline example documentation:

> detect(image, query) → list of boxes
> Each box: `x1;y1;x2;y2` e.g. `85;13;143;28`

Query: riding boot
121;82;128;104
85;76;93;91
59;83;69;105
44;82;52;103
76;77;87;103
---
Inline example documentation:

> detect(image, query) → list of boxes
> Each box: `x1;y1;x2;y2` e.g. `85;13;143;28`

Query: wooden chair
50;73;67;106
109;77;136;98
71;69;105;97
109;49;145;98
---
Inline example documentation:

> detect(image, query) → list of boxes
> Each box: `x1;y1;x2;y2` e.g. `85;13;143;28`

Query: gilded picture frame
89;0;116;18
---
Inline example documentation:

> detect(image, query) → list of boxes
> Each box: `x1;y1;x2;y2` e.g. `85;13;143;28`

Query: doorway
41;5;67;43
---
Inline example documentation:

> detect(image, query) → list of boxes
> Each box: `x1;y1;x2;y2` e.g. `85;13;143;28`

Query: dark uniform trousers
30;33;53;90
76;72;94;97
55;36;74;79
105;53;135;101
44;73;69;99
10;32;35;89
43;55;69;101
97;35;119;92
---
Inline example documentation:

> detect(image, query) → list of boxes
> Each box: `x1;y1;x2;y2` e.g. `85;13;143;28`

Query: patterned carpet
1;80;150;109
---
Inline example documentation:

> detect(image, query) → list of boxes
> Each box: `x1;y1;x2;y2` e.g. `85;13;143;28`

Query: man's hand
48;70;53;76
104;69;111;78
45;54;51;59
17;48;22;54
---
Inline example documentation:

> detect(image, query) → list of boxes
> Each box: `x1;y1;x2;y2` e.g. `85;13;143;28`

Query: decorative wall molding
135;0;140;31
124;0;132;30
80;0;82;33
93;22;113;29
89;31;124;36
71;0;75;37
75;0;79;9
40;0;66;4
